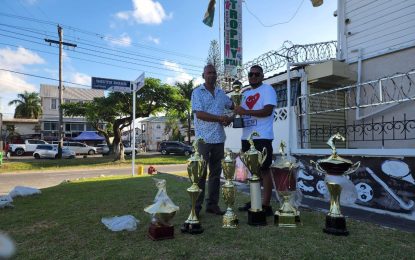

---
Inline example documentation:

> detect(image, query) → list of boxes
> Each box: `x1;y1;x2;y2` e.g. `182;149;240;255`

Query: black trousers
195;142;224;210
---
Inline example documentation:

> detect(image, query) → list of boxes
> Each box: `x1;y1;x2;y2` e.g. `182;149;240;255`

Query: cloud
0;46;44;70
115;0;172;25
106;33;132;47
71;72;91;86
147;35;160;45
162;61;203;85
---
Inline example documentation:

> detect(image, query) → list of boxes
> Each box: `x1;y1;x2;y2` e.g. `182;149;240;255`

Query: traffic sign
91;77;132;93
132;72;145;91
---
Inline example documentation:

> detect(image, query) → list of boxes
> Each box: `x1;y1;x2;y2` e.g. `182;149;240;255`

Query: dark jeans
195;142;224;211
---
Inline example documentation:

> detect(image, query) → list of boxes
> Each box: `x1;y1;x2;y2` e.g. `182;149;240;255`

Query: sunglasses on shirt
248;72;262;77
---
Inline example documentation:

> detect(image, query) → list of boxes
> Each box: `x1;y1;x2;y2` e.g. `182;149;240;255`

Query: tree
206;39;222;85
174;79;194;143
164;116;183;141
63;77;186;161
8;91;42;119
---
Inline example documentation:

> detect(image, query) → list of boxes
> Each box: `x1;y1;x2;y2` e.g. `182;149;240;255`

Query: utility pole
45;25;77;158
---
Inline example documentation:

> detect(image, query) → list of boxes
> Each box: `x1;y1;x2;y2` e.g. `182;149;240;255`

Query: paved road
0;164;187;195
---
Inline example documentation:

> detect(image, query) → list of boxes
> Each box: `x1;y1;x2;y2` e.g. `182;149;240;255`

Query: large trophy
271;141;300;227
221;149;238;228
241;131;267;226
181;138;205;234
144;178;179;240
311;133;360;236
231;80;244;128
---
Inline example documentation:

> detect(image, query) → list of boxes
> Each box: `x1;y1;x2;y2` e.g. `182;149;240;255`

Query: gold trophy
271;141;300;227
181;138;205;234
144;178;179;240
221;149;238;228
231;80;244;128
311;133;360;236
241;131;267;226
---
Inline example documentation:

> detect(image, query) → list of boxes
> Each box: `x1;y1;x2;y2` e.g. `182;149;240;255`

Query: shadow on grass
1;174;414;259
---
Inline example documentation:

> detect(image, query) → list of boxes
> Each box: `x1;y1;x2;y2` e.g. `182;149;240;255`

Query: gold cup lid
317;133;352;166
271;141;298;169
187;138;205;162
223;149;234;163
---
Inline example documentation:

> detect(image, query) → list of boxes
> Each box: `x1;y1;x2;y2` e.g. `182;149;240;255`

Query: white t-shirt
241;83;277;140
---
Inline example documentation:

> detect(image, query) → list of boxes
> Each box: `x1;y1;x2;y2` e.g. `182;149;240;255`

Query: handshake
218;115;233;126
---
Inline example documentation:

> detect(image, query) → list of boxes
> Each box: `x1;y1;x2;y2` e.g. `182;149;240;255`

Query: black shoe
206;205;225;215
238;202;251;212
263;205;274;216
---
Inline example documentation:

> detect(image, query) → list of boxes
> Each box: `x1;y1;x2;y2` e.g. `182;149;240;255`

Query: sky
0;0;337;119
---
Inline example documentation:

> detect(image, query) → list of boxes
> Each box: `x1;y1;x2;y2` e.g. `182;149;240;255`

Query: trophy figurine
144;178;179;240
311;133;360;236
181;138;205;234
241;131;267;226
271;141;300;227
221;149;238;228
231;80;244;128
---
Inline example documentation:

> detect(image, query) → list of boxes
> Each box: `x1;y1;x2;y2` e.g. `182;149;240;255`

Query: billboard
224;0;242;78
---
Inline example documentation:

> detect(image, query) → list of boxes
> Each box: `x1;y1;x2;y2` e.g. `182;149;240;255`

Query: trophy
144;178;179;240
311;133;360;236
181;138;205;234
231;80;244;128
221;149;238;228
271;141;300;227
241;131;267;226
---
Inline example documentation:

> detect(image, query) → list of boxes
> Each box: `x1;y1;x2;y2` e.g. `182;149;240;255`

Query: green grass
0;155;187;173
0;174;414;259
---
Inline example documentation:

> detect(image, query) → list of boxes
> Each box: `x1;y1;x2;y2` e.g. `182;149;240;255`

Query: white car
33;144;76;159
52;141;97;155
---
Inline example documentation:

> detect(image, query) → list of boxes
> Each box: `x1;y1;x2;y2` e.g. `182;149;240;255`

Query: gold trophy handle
310;160;326;175
259;147;267;166
344;161;361;175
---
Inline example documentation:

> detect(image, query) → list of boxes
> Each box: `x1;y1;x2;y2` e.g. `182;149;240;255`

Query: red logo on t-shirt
246;93;260;109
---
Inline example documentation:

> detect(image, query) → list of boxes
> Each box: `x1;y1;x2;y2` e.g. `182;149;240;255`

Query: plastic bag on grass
101;215;139;232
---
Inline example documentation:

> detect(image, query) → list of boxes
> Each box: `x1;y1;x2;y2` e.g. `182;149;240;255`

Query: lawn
0;155;187;173
0;174;414;259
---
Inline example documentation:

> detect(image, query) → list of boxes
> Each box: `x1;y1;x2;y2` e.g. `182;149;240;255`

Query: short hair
250;65;263;73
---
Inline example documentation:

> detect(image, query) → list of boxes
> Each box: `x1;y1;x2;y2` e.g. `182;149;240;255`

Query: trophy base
180;222;204;234
232;117;244;128
323;215;349;236
148;223;174;241
247;209;267;226
274;212;297;227
223;214;239;228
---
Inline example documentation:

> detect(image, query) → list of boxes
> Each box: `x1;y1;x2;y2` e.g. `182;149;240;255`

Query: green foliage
8;91;42;119
1;174;414;259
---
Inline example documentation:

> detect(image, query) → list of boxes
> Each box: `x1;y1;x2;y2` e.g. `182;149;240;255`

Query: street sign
132;72;145;91
91;77;132;93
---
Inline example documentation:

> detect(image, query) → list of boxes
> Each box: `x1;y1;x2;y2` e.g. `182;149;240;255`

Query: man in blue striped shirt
191;64;233;217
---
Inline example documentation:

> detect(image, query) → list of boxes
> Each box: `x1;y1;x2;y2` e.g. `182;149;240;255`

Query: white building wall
341;0;415;63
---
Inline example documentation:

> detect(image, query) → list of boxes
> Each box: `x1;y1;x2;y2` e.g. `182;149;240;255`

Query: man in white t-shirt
234;65;277;216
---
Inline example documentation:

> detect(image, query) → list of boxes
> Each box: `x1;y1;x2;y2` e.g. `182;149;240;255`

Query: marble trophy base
274;212;299;227
180;222;204;234
323;215;349;236
148;223;174;241
232;117;244;128
248;209;267;226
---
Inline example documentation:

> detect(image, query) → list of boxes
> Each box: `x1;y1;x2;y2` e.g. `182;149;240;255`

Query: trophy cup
221;149;238;228
311;133;360;236
271;141;300;227
231;80;244;128
144;178;179;240
181;138;205;234
241;131;268;226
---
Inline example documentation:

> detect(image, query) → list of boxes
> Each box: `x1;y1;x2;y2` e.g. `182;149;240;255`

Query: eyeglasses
248;72;261;77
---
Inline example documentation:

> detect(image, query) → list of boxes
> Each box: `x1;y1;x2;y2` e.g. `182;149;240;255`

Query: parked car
124;145;139;155
9;139;49;156
52;141;97;155
158;141;194;156
33;144;76;159
95;144;110;155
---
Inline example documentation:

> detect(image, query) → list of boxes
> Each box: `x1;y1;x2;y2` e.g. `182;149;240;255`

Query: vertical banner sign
224;0;242;78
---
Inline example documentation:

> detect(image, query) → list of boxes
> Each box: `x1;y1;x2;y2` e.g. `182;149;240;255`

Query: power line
0;12;205;61
243;0;305;27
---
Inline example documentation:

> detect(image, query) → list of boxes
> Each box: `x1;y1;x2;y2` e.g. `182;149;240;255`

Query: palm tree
8;91;42;119
175;80;194;143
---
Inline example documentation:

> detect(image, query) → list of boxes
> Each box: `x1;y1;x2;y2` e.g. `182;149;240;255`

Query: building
39;84;105;141
225;0;415;220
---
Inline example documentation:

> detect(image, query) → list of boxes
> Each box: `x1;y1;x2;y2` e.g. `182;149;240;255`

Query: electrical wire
243;0;305;27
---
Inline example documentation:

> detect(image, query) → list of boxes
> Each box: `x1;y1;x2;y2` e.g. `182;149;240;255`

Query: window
65;123;84;132
156;125;161;129
272;79;300;108
44;122;58;131
51;99;57;109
